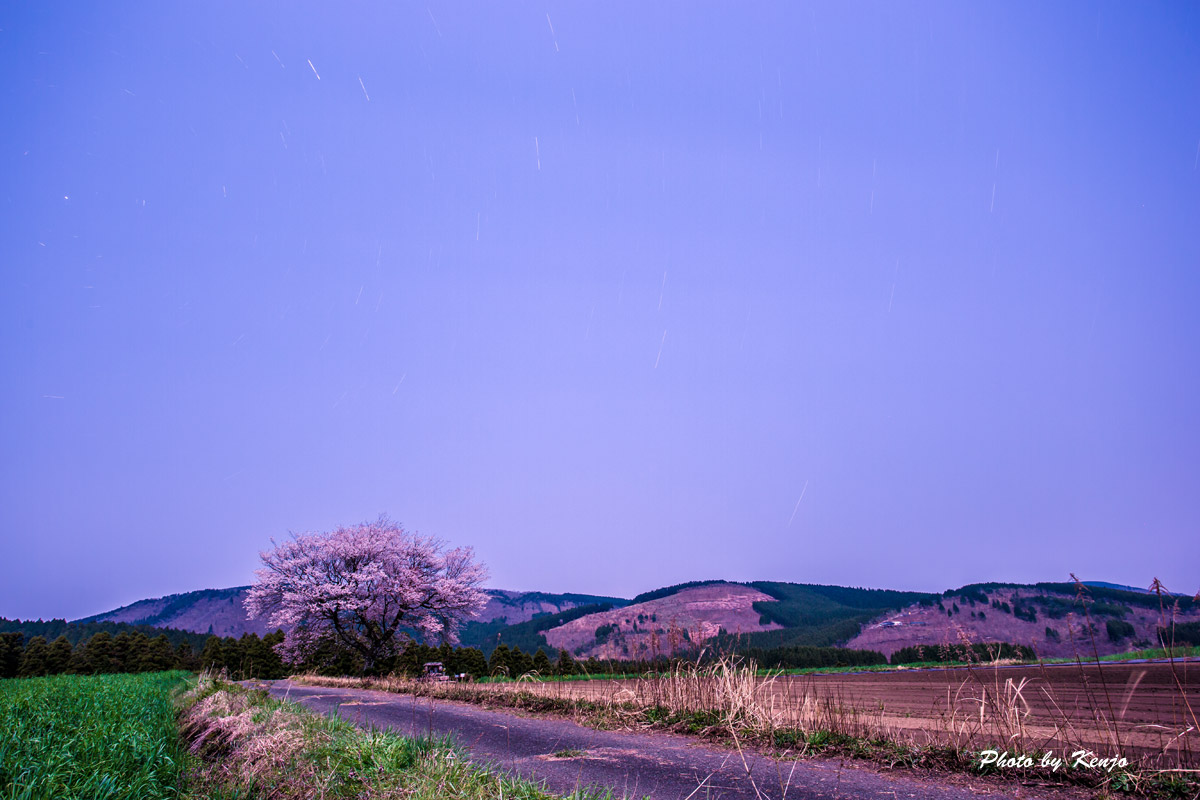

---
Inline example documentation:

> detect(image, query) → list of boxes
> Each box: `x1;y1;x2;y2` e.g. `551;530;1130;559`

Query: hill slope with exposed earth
847;583;1199;660
544;582;781;659
77;587;628;640
75;578;1197;661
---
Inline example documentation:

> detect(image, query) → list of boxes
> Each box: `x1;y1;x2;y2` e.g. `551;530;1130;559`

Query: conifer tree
175;641;198;671
0;633;23;678
395;641;420;676
199;636;224;672
82;632;116;674
328;645;364;677
509;646;533;677
221;637;243;675
18;636;50;677
438;641;455;674
556;648;577;676
47;636;73;675
142;635;176;672
261;631;287;678
127;632;152;672
238;633;285;681
67;643;89;675
235;633;262;678
111;632;134;672
457;647;488;678
531;648;552;675
488;644;511;677
240;633;285;679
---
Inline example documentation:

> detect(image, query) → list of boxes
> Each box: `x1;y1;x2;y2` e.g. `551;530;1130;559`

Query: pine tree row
0;629;290;679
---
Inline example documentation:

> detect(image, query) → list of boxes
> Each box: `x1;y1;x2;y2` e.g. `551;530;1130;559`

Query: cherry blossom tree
245;516;488;668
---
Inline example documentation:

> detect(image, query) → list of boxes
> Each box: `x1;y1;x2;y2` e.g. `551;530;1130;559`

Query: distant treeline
298;636;895;679
544;645;883;675
629;580;729;605
0;616;210;651
298;639;577;679
1036;582;1193;613
736;644;886;669
1162;621;1200;647
196;632;288;679
758;582;936;612
419;642;579;679
947;582;1194;614
716;619;871;652
0;626;289;681
2;625;893;682
299;637;702;680
458;603;615;657
710;582;939;652
938;587;1142;624
889;642;1036;665
1;630;185;678
490;591;629;611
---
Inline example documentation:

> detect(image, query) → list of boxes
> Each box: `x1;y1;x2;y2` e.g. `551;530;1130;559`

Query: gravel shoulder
263;680;1086;800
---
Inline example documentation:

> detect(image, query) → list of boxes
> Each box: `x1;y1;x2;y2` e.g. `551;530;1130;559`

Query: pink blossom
245;516;488;666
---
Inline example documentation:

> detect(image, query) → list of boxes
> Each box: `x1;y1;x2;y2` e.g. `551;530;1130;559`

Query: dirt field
477;661;1199;762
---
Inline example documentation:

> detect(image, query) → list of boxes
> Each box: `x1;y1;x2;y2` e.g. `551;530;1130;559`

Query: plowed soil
478;661;1199;761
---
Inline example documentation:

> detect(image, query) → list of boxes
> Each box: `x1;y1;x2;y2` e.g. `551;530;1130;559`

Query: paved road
264;680;1074;800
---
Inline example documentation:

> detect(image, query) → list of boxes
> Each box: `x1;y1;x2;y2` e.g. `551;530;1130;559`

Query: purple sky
2;3;1198;622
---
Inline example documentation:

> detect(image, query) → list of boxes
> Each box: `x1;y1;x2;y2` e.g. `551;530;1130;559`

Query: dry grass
178;672;625;799
295;651;1198;797
180;683;313;790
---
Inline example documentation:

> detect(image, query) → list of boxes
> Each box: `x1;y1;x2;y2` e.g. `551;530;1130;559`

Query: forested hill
732;581;940;648
458;602;616;655
60;577;1186;666
74;586;268;637
0;617;211;652
75;585;630;640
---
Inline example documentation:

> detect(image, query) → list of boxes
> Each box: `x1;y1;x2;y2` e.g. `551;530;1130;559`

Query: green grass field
0;671;191;800
0;670;623;800
1085;644;1200;662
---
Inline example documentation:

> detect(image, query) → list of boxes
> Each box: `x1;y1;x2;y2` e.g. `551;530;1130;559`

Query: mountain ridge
75;586;630;639
74;578;1198;660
